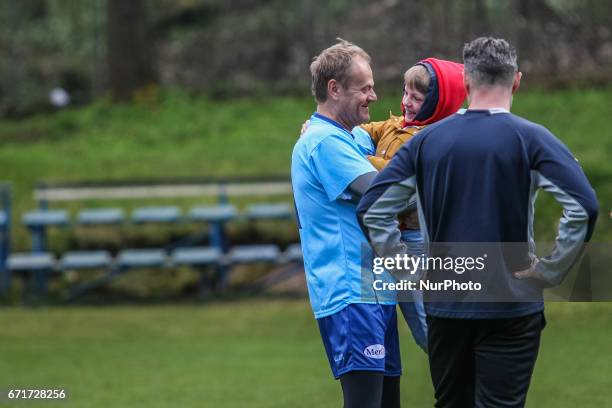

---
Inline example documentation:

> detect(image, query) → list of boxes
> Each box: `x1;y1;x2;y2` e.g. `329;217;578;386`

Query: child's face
402;84;426;122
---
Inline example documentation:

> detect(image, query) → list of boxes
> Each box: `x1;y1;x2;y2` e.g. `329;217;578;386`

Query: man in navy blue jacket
357;37;598;408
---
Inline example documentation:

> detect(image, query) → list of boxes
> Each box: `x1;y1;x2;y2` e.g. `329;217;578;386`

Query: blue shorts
317;303;402;379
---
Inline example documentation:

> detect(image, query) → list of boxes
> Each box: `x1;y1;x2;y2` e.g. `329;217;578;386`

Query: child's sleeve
359;120;388;145
367;156;390;171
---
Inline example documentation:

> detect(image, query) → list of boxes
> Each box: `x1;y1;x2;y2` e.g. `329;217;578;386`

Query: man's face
402;84;426;123
335;57;377;129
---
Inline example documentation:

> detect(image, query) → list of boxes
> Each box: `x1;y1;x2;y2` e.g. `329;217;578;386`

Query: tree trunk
106;0;155;101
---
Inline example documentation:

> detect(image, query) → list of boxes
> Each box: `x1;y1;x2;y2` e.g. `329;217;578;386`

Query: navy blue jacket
357;109;598;318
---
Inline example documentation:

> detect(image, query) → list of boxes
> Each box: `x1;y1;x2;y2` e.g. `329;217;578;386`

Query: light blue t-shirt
291;113;396;319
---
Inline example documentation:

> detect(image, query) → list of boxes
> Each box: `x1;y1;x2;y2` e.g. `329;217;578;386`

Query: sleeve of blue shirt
311;133;376;201
352;126;376;156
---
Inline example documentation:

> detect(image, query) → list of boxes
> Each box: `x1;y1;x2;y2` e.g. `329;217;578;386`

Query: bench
7;243;303;301
11;177;302;299
27;177;294;247
0;183;11;294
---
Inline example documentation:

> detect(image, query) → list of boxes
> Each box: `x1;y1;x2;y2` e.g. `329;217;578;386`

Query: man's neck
317;104;352;131
467;87;513;111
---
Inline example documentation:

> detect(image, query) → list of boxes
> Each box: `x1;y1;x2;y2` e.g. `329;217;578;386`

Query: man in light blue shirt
291;39;401;408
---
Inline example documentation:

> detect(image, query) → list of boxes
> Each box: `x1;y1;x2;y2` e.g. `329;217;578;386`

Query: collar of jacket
388;112;425;132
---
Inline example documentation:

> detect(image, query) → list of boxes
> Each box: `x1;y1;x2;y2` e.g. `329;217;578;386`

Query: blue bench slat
131;206;182;224
171;247;222;266
0;211;7;226
228;245;280;264
188;205;237;222
22;210;69;227
117;249;167;268
244;203;293;220
77;208;125;225
283;243;303;262
60;251;113;270
7;253;56;271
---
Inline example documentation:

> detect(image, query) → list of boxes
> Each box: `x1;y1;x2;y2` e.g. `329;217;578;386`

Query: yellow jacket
360;113;425;170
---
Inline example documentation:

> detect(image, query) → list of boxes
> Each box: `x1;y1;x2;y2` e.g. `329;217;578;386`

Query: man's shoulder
432;110;550;134
508;113;551;133
495;113;558;146
299;120;355;153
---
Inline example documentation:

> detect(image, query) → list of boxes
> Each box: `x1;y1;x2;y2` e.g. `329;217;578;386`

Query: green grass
0;87;610;249
0;300;610;407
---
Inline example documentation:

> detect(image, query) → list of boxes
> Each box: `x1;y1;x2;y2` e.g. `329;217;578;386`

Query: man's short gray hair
463;37;518;87
310;38;370;103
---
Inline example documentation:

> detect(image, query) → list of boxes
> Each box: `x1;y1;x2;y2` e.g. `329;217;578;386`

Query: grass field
0;300;610;407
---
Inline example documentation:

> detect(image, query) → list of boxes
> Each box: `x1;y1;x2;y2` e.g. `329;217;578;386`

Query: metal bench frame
16;177;300;299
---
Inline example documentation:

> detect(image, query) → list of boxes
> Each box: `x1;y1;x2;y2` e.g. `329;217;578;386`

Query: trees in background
0;0;611;115
106;0;156;101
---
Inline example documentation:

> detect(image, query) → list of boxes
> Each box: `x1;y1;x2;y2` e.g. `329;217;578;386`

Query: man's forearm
357;177;417;259
345;171;377;203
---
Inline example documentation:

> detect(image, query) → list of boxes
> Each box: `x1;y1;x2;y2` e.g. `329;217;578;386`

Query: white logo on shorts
363;344;385;359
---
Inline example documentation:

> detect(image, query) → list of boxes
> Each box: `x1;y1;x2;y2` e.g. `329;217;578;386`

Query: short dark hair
463;37;517;87
310;38;370;103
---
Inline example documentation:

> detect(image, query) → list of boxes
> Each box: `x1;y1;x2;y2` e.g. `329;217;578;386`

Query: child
359;58;466;352
361;58;466;170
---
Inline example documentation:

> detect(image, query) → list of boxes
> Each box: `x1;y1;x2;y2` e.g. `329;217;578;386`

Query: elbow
586;200;599;223
576;198;599;242
586;201;599;242
584;188;599;222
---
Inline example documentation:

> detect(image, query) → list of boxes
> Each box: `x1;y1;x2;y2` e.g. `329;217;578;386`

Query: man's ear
327;79;341;100
511;71;522;94
463;74;471;97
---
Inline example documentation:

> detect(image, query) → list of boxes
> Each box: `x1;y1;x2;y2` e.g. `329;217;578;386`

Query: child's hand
300;120;310;136
399;211;420;230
